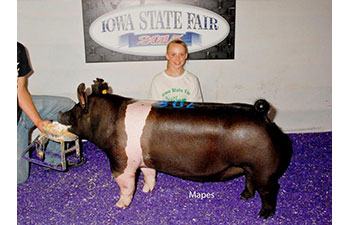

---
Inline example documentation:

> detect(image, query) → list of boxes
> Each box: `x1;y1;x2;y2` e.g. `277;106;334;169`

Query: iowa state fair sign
82;1;236;62
89;4;229;57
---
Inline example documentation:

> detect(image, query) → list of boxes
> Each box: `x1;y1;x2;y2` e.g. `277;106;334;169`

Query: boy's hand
36;120;52;133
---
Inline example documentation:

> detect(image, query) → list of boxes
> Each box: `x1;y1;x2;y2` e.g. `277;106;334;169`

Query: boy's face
166;43;188;70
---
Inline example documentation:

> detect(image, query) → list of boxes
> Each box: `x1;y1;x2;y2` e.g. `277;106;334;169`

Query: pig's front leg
141;167;156;193
113;170;136;209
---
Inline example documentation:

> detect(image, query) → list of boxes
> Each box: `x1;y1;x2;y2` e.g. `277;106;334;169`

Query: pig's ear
77;83;88;112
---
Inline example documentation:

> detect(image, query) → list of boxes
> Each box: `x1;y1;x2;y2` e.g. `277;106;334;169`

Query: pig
58;79;292;218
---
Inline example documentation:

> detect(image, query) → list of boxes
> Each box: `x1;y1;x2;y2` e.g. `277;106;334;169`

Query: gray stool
22;132;83;171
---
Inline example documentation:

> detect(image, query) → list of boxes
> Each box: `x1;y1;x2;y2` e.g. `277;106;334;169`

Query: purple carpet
17;132;332;224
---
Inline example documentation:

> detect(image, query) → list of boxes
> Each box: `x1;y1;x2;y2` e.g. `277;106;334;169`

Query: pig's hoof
115;198;130;209
141;179;155;193
142;185;151;193
142;183;154;193
258;208;275;219
240;190;255;200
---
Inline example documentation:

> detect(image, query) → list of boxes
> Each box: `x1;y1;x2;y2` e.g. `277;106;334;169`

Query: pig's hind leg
248;169;280;218
217;166;256;200
240;168;256;200
256;179;280;218
140;167;156;193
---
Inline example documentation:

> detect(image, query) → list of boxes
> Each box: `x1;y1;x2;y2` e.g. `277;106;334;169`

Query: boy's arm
17;75;50;132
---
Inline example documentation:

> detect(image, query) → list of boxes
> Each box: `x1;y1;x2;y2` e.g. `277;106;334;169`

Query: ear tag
102;89;108;94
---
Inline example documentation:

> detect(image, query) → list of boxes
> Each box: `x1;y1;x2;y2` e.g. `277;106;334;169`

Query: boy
149;39;203;102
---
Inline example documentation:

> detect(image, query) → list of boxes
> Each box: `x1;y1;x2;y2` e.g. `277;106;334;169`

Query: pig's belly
146;149;236;181
152;155;243;182
143;132;243;181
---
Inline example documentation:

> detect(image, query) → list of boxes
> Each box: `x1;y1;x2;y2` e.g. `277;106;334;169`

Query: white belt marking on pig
123;100;155;171
115;100;157;208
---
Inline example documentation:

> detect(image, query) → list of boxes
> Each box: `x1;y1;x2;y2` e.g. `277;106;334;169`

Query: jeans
17;95;75;184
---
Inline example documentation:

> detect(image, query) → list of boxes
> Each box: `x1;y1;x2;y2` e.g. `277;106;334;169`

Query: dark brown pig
58;79;292;218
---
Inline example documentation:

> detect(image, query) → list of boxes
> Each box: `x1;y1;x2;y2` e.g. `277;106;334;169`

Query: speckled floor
17;132;331;225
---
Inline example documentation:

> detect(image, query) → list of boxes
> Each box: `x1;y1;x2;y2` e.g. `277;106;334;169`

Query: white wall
17;0;331;133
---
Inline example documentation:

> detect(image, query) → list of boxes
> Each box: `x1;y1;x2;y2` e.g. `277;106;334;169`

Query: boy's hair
166;39;188;54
